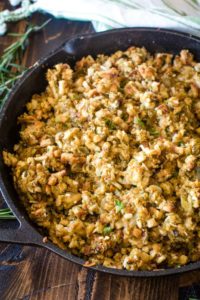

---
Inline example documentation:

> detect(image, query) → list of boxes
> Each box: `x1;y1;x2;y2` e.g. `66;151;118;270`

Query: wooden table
0;3;200;300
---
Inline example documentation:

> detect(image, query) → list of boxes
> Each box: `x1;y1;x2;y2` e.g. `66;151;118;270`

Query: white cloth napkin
1;0;200;36
33;0;200;35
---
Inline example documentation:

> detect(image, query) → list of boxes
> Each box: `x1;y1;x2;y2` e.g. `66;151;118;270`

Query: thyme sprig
0;19;51;219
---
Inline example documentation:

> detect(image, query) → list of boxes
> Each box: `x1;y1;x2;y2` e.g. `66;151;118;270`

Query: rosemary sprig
0;208;16;219
0;19;51;219
0;19;51;107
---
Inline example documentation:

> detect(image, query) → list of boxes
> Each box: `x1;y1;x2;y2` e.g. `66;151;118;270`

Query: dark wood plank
89;272;179;300
0;4;200;300
23;13;94;67
179;270;200;287
0;246;81;299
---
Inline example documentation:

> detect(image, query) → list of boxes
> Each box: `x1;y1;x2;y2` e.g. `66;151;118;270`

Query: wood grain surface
0;2;200;300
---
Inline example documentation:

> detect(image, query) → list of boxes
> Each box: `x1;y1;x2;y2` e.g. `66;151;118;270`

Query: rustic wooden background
0;1;200;299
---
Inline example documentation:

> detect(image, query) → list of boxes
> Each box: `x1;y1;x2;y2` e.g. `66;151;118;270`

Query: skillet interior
1;27;200;277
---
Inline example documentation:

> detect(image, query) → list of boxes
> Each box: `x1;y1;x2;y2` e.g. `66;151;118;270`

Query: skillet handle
0;214;44;246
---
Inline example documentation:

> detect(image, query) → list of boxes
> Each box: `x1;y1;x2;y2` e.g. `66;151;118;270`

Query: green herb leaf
120;78;128;88
135;117;146;128
0;214;16;220
71;93;82;100
173;170;179;177
115;200;124;212
0;208;15;219
105;119;116;130
149;128;159;136
103;226;112;235
178;141;184;146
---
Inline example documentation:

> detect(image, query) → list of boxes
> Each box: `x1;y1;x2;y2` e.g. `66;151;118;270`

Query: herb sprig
0;19;51;107
0;20;50;219
0;208;16;219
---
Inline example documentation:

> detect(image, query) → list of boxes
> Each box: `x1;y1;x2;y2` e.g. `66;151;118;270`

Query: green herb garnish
103;226;112;235
173;170;179;177
120;78;128;88
135;117;146;128
149;128;159;136
115;200;124;212
71;93;82;100
105;119;116;130
178;141;184;146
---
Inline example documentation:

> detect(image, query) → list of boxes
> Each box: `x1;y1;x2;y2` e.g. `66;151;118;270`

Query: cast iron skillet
1;27;200;277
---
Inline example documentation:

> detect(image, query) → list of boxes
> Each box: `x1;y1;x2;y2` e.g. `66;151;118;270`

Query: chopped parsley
115;200;124;212
120;78;128;87
71;92;82;100
121;112;128;121
149;128;159;136
103;226;112;235
173;170;179;177
178;141;184;146
135;117;146;128
105;119;116;130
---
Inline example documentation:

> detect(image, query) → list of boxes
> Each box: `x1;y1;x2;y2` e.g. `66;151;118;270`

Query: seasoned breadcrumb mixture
3;47;200;270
